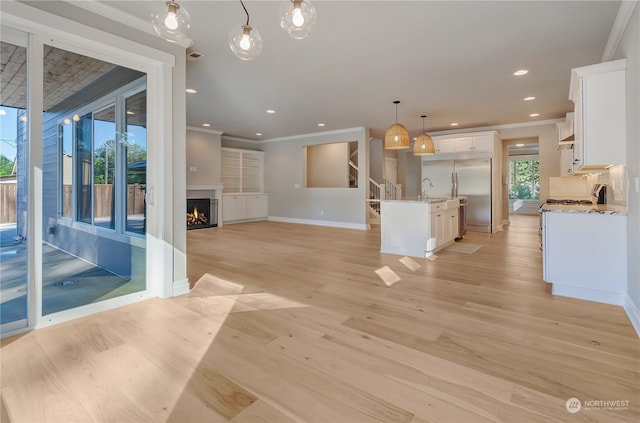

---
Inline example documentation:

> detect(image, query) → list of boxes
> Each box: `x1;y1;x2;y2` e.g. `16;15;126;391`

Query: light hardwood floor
2;215;639;422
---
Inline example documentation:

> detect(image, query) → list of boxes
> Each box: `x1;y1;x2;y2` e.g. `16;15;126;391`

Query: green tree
0;155;15;176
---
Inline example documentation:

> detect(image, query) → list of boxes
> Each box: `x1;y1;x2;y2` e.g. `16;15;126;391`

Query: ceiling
31;1;624;141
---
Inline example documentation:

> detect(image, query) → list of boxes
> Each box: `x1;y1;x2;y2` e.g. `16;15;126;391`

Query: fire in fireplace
187;198;218;230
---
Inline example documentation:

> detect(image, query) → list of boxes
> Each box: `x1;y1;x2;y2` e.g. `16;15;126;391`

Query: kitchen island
380;198;459;258
541;203;627;305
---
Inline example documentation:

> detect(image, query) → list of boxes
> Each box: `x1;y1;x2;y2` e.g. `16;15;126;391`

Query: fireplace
186;198;218;230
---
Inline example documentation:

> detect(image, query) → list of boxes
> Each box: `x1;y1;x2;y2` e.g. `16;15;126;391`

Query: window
58;79;146;235
509;158;539;200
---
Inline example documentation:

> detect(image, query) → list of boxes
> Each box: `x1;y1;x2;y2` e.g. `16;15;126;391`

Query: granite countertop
540;203;627;215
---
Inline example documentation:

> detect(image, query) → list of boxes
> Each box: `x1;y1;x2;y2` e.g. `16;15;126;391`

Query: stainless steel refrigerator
422;158;492;232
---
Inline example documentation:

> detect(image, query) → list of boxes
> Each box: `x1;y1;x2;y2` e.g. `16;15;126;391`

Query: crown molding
61;0;193;48
602;0;638;61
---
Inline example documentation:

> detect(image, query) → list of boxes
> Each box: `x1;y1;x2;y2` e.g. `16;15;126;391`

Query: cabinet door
559;148;574;176
471;135;492;152
447;209;459;241
437;139;455;154
582;70;626;165
245;195;269;219
222;195;246;222
454;137;473;152
430;211;445;247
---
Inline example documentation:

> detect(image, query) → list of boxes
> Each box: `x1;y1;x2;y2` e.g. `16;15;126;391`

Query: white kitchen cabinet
569;59;626;168
430;209;445;247
435;138;455;154
446;207;459;240
223;193;269;223
542;210;626;305
431;131;497;156
453;135;491;152
559;147;575;176
429;201;459;251
221;148;264;194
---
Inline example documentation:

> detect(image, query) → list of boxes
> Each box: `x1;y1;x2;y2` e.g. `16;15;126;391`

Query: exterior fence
1;182;145;224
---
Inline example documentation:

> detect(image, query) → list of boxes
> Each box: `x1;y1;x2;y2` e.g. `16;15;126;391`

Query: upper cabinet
221;147;264;193
430;131;500;157
569;59;626;168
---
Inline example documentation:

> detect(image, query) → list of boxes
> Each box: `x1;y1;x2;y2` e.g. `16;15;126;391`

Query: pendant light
229;0;263;60
151;1;190;42
384;101;410;150
413;115;436;155
280;0;317;39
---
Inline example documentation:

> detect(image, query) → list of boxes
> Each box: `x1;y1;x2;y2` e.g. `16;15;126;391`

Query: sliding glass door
0;36;29;332
41;44;147;316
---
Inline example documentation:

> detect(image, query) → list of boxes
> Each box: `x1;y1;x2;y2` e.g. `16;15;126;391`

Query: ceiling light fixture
151;1;190;43
202;123;211;127
529;113;540;117
513;69;529;76
280;0;317;39
450;122;459;126
266;109;276;114
524;96;535;101
317;123;325;127
384;101;410;150
186;88;197;94
229;0;263;60
413;115;435;156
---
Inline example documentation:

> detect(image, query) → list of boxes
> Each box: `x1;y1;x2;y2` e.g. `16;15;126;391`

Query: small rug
444;243;482;254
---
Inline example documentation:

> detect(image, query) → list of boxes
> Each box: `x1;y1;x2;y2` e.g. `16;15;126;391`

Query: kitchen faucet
421;177;433;200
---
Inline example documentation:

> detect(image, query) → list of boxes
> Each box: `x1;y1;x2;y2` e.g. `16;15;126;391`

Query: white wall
262;128;369;229
613;2;640;331
186;128;222;185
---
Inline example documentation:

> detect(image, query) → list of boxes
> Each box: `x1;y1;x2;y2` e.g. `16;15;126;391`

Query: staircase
367;178;402;223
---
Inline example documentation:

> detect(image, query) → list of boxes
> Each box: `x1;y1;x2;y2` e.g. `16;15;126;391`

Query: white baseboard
173;278;191;297
268;216;370;230
551;284;625;306
624;295;640;338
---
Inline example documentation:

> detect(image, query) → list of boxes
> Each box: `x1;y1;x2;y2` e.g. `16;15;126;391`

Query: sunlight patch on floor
375;266;401;287
399;256;421;272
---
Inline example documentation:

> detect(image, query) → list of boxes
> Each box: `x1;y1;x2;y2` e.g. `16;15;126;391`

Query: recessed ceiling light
514;69;529;76
317;123;325;127
529;113;539;117
516;144;525;147
186;88;197;94
256;132;263;136
450;122;459;126
266;109;276;114
202;123;211;127
524;96;535;101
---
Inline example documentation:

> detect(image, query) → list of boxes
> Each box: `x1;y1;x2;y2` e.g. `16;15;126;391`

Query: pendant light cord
240;0;250;25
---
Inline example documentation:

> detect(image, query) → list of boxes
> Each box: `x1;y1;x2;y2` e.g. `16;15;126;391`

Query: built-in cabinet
221;148;264;193
569;59;626;169
221;148;268;223
222;193;269;222
432;133;494;155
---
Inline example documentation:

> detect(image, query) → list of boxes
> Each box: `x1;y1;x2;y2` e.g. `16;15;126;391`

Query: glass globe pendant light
413;115;436;155
384;101;410;150
229;0;263;60
151;1;190;42
280;0;317;39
